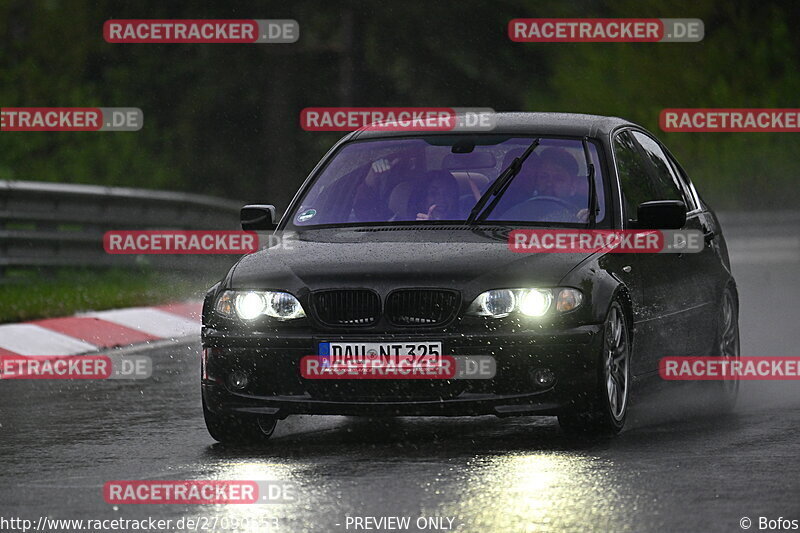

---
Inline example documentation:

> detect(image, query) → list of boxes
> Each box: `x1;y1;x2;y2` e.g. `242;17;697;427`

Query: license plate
318;341;442;366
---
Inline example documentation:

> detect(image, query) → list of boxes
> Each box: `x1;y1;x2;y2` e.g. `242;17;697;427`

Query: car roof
349;112;641;140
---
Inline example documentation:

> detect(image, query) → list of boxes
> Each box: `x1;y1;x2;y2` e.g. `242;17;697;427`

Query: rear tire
712;287;740;412
559;300;630;436
203;402;277;444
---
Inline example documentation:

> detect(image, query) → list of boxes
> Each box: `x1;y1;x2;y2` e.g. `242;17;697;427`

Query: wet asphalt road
1;218;799;533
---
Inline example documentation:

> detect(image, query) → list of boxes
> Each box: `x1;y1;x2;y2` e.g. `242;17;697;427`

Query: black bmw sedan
201;112;739;442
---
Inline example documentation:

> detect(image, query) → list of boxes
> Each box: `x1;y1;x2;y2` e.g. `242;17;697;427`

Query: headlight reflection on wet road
433;453;641;532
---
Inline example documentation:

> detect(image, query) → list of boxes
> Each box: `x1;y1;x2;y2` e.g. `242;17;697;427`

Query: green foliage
0;268;202;324
1;0;798;209
531;0;800;208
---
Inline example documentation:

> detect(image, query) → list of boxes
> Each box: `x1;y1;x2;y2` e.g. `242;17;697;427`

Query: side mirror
241;204;277;231
636;200;686;230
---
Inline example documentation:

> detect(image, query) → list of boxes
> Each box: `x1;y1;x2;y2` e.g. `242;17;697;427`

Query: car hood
229;228;590;293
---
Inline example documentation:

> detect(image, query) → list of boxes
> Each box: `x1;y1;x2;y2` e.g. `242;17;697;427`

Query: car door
613;130;708;373
663;150;729;356
630;131;719;359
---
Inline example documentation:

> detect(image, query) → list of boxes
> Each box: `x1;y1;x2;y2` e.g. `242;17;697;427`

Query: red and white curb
0;302;201;356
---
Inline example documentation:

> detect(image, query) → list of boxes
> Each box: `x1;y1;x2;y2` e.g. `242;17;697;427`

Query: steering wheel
498;195;579;221
521;196;576;210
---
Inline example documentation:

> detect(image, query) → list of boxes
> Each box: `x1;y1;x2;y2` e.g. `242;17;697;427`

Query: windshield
288;136;606;228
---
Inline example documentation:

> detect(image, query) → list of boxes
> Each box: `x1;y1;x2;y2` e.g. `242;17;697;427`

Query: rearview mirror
636;200;686;230
241;204;277;231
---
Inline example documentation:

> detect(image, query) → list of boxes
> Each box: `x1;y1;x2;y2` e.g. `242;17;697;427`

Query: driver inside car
498;147;589;223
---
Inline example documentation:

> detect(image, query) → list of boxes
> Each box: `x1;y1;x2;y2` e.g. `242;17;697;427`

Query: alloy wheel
604;304;630;421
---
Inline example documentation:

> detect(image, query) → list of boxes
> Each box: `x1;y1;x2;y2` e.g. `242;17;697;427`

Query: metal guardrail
0;180;244;279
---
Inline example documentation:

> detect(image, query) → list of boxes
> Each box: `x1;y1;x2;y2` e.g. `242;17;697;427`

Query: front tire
559;300;631;435
203;402;277;444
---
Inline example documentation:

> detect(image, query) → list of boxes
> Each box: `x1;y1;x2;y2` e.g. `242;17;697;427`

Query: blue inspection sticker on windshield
297;208;317;222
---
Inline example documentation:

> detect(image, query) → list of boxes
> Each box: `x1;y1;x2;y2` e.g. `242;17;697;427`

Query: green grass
0;268;212;324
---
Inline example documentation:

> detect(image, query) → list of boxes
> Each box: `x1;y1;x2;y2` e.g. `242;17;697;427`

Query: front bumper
201;325;603;418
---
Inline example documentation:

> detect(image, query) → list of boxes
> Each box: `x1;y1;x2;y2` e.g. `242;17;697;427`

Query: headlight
236;292;266;320
466;288;582;318
215;290;306;321
518;289;552;317
468;289;517;318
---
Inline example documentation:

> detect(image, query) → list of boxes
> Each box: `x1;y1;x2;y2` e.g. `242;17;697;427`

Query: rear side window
614;130;684;222
664;153;700;212
631;131;692;207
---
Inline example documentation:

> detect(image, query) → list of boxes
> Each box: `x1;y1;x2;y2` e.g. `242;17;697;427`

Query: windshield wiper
466;138;540;224
582;137;599;228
